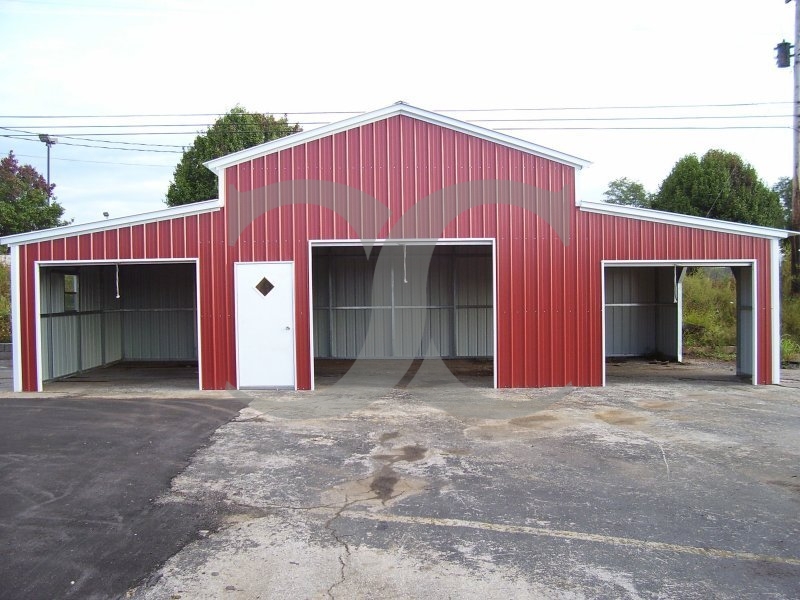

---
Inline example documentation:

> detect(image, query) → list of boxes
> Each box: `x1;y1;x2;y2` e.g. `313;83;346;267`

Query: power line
56;140;181;153
439;101;793;112
0;112;354;119
0;114;792;157
0;115;791;139
471;114;792;123
0;100;791;119
55;134;185;147
0;134;182;153
10;152;174;168
494;125;790;131
0;126;325;134
0;127;186;147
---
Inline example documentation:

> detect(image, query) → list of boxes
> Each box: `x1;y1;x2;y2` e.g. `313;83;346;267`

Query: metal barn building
0;103;790;392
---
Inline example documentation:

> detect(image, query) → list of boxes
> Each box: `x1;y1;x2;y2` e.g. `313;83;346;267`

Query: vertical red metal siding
14;114;777;391
15;210;235;391
222;115;775;389
576;212;773;384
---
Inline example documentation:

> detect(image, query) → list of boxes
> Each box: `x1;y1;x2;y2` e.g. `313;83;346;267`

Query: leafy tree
651;150;784;228
166;106;301;206
603;177;651;208
0;151;69;240
772;176;792;229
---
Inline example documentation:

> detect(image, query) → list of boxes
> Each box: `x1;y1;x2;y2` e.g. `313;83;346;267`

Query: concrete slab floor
126;358;800;600
44;361;202;395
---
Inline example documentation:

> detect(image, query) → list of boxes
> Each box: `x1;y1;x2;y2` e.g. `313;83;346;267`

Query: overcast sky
0;0;796;225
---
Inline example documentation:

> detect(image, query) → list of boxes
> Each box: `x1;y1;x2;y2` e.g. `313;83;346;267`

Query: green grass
681;258;800;363
682;268;736;358
780;334;800;363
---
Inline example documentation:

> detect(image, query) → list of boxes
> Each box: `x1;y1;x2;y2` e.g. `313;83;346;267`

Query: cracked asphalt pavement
123;360;800;600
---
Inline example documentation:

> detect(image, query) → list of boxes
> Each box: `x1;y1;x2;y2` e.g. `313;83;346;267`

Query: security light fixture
776;40;792;68
37;134;58;197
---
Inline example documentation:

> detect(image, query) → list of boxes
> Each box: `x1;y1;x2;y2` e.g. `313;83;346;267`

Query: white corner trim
307;239;316;391
580;200;791;240
600;261;606;387
770;239;781;384
10;246;22;392
218;168;226;209
752;262;759;386
491;238;498;390
34;262;42;392
204;103;592;173
0;199;223;247
194;259;204;391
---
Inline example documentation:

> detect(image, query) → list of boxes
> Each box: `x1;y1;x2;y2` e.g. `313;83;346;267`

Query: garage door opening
603;262;755;385
38;261;199;390
311;243;495;389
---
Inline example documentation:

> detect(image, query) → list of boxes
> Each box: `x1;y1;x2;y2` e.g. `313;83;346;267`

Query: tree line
603;150;787;230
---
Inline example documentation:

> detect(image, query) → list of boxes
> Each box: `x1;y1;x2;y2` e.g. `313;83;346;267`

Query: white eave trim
204;102;592;172
0;198;223;246
580;200;793;240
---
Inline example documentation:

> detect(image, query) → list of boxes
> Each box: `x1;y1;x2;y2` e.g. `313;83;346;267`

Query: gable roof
0;198;223;247
204;102;592;172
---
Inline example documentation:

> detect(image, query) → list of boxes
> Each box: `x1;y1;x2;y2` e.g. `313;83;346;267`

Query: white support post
771;239;782;384
10;246;22;392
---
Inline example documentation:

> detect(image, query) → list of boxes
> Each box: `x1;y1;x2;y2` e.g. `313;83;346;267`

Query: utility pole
777;1;800;292
792;0;800;293
37;134;57;203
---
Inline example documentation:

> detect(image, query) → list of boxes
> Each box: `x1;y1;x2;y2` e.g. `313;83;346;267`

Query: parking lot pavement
129;368;800;600
0;395;246;600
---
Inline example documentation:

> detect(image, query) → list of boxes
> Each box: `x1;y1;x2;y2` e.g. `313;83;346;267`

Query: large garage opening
603;262;755;385
311;243;495;389
38;261;199;389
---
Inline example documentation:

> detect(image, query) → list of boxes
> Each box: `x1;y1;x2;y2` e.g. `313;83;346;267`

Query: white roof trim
0;198;223;246
204;102;592;172
580;200;792;240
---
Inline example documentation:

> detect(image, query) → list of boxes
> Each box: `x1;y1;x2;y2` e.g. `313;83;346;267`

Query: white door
235;262;295;388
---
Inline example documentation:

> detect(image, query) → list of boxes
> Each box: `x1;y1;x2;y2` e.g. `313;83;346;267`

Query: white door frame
32;258;201;392
307;238;497;391
601;259;758;386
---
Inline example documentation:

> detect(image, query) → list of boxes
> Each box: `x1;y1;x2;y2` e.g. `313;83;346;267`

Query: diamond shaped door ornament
255;277;274;297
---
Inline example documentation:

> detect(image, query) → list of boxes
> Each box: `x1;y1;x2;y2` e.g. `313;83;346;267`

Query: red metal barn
1;103;789;392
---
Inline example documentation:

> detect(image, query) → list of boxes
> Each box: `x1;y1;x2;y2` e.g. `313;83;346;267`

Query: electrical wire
439;101;793;112
0;100;791;119
55;140;181;153
0;134;182;153
10;152;173;167
0;127;186;147
494;125;790;131
0;103;793;156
